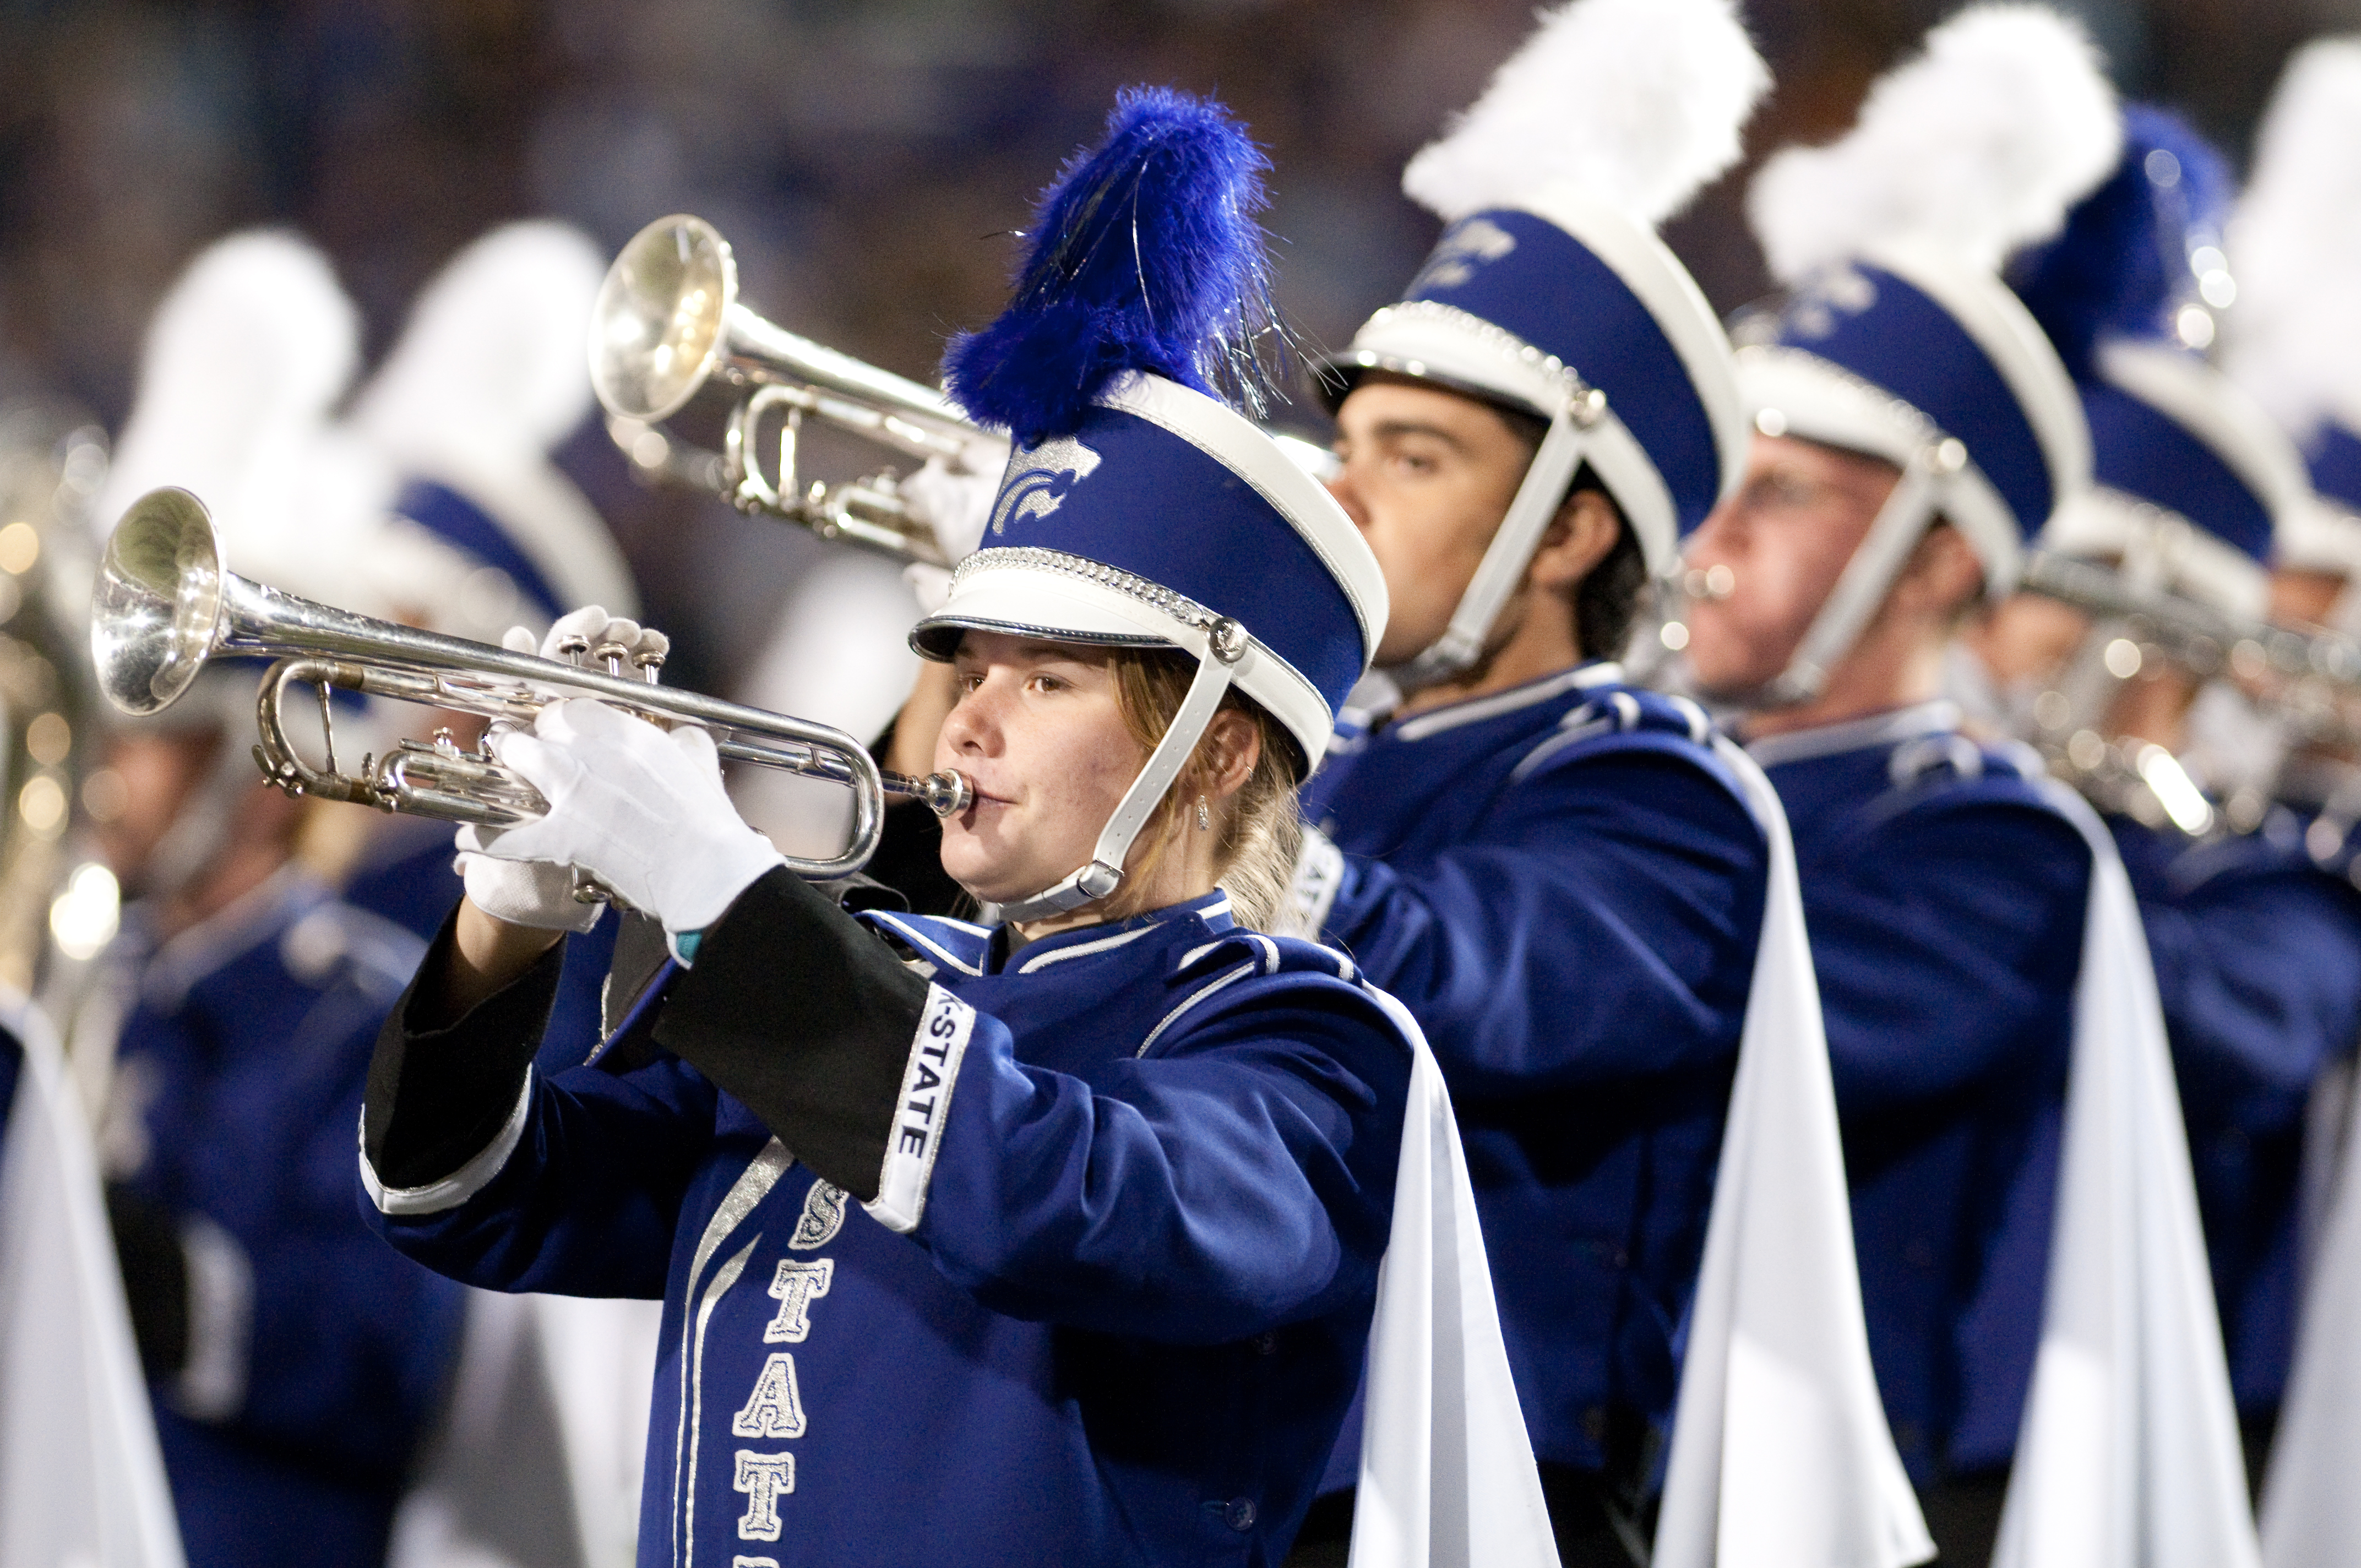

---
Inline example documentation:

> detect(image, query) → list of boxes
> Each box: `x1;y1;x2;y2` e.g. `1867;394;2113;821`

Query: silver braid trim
950;546;1227;634
1344;299;1592;401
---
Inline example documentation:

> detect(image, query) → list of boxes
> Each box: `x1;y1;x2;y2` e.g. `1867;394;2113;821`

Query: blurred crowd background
0;0;2354;690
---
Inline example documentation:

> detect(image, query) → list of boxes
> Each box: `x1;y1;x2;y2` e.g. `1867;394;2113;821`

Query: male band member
1986;107;2338;1474
1685;14;2253;1562
1280;2;1777;1558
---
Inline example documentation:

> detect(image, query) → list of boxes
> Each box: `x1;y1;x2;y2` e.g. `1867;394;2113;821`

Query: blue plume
944;87;1280;447
2011;104;2235;379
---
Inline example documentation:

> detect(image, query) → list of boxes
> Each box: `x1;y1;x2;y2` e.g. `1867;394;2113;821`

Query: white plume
2224;37;2361;438
1748;4;2120;282
1402;0;1770;227
95;231;361;555
348;220;635;622
353;220;606;467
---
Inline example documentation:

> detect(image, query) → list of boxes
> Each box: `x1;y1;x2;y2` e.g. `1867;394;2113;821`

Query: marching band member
360;90;1554;1567
1265;4;1904;1562
1989;107;2336;1477
79;232;468;1567
2217;39;2361;1562
1684;13;2255;1564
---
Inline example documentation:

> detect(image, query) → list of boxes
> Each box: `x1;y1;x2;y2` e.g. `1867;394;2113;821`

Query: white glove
901;454;1001;564
476;698;785;935
453;609;672;933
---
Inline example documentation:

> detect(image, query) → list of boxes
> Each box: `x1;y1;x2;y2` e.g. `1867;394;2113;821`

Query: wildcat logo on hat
989;437;1102;536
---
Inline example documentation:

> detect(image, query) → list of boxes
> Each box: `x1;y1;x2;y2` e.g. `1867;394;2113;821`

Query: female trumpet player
359;91;1435;1566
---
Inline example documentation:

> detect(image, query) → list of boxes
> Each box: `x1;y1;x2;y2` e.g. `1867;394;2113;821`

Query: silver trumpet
590;214;1007;565
90;487;972;881
2019;551;2361;692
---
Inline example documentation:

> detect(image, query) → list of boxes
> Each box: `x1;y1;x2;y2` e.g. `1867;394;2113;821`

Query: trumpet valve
634;629;671;685
556;633;591;666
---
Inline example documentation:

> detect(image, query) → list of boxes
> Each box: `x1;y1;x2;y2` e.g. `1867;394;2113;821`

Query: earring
1196;794;1211;831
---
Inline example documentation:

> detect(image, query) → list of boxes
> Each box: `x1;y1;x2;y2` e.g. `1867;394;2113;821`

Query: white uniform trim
170;1215;254;1421
359;1068;535;1217
1392;661;1623;742
864;986;975;1235
864;913;984;977
1741;700;1962;768
1135;962;1259;1058
1013;923;1158;974
672;1141;793;1568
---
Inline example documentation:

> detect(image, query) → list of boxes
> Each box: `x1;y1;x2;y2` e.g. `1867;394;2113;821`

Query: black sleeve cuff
363;907;568;1190
655;866;931;1201
105;1184;189;1378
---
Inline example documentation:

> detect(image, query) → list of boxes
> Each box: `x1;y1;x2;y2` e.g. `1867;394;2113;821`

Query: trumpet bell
591;214;736;424
93;485;224;717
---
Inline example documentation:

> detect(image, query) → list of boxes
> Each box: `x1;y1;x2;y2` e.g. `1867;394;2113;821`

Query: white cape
1653;738;1933;1568
1990;787;2258;1568
1349;989;1560;1567
0;989;186;1568
389;1293;662;1568
2256;1025;2361;1566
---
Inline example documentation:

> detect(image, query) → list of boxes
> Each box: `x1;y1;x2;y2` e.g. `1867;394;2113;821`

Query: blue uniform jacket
2108;808;2361;1415
105;869;466;1567
366;890;1412;1567
342;813;622;1062
1752;703;2091;1483
1299;663;1769;1472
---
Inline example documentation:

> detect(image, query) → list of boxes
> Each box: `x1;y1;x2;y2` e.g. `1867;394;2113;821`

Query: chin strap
1760;438;1966;708
996;616;1252;925
1388;388;1606;696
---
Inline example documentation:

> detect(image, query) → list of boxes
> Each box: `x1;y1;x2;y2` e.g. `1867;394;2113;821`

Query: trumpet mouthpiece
888;769;973;818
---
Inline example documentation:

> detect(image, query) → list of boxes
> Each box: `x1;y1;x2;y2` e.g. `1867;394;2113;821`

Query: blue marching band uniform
24;4;2361;1566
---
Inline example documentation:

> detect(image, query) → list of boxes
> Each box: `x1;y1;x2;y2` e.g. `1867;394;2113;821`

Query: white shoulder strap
1653;738;1932;1568
0;992;187;1568
1993;785;2258;1568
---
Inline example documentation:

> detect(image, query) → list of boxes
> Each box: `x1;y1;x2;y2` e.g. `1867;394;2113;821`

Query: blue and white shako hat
2015;107;2310;623
1734;4;2121;701
914;88;1387;921
1313;0;1769;688
2226;40;2361;612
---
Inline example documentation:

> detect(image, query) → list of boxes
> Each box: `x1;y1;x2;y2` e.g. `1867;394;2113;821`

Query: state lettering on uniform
732;1353;808;1440
789;1181;845;1250
764;1258;833;1344
733;1450;795;1541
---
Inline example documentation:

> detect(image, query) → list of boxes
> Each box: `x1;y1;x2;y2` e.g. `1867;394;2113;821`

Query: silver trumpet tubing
2012;551;2361;833
590;214;1008;565
91;487;972;882
2019;551;2361;692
